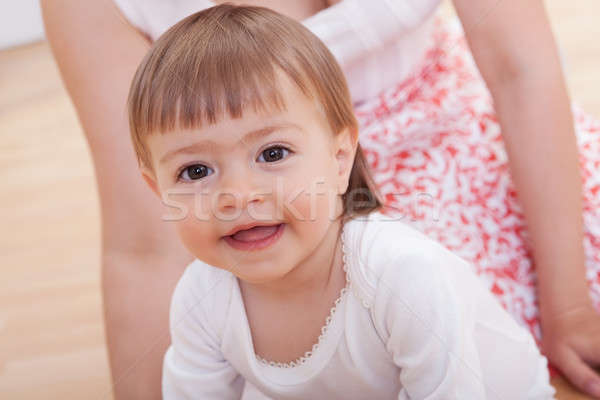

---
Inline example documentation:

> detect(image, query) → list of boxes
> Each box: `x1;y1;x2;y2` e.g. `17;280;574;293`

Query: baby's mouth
222;223;286;252
229;224;283;242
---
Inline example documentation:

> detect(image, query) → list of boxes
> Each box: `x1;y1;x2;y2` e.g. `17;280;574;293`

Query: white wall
0;0;45;50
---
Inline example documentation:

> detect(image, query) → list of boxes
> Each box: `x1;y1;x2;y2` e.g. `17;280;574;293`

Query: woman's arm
450;0;600;397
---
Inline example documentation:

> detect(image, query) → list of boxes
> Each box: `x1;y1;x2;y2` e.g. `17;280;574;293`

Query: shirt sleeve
371;249;488;399
302;0;440;67
162;272;244;399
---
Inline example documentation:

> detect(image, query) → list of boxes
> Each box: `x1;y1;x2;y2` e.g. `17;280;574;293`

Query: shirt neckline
228;218;352;385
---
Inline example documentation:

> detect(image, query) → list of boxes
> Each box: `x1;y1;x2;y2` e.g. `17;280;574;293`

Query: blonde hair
127;3;385;218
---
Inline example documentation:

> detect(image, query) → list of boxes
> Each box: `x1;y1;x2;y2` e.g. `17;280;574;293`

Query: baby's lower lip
223;223;285;251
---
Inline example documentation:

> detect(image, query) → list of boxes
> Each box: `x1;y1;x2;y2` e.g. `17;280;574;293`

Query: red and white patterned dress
355;14;600;379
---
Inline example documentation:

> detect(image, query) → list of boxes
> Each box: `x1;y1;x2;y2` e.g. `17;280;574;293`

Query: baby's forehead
146;101;334;172
172;74;329;135
150;89;330;148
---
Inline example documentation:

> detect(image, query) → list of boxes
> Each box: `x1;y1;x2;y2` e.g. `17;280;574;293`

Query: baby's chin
223;258;295;283
189;247;289;279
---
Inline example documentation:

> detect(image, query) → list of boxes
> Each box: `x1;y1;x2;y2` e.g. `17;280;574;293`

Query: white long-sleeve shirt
112;0;441;104
162;210;556;399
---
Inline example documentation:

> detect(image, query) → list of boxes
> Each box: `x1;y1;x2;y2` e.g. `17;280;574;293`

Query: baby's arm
370;241;555;399
163;272;244;399
371;251;488;399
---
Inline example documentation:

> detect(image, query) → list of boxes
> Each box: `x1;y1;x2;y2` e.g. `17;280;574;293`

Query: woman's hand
540;300;600;398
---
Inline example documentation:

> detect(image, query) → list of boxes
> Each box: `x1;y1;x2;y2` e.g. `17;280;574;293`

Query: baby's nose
215;169;268;214
216;186;265;212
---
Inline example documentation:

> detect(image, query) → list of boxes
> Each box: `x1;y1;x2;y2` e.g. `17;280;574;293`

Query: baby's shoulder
345;210;471;283
168;258;235;337
344;210;480;309
345;211;488;345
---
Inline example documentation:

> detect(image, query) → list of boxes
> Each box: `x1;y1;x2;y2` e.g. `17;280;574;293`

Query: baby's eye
178;164;212;182
257;145;291;163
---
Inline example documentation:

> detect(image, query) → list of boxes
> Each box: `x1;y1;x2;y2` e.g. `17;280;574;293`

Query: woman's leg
354;14;600;380
40;1;194;398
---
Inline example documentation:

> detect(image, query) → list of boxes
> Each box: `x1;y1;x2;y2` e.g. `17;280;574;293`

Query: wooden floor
0;1;598;399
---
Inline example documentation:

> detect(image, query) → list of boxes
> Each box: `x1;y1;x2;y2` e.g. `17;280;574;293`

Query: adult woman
40;0;600;399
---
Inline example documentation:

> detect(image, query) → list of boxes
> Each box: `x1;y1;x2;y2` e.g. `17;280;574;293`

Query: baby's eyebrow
159;123;302;165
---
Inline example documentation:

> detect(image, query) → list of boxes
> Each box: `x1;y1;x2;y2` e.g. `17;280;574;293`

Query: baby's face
141;75;357;284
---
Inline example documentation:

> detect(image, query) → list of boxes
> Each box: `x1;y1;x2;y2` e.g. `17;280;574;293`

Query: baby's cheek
158;190;192;221
174;217;219;266
282;175;338;222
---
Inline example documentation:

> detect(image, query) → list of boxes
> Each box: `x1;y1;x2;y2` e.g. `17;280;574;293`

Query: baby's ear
140;166;161;198
334;126;358;194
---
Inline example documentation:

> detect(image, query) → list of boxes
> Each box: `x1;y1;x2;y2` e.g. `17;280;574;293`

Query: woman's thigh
41;0;193;261
41;0;194;398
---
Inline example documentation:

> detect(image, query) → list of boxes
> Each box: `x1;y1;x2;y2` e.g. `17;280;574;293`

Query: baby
127;4;557;399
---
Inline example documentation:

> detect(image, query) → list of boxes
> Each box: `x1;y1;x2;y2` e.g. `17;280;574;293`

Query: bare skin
40;0;600;398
